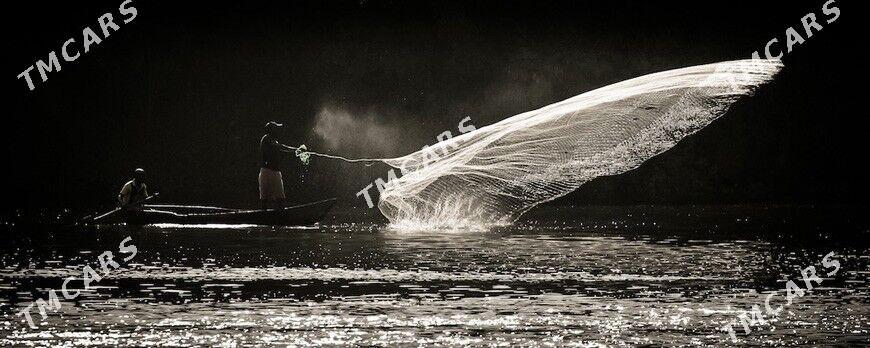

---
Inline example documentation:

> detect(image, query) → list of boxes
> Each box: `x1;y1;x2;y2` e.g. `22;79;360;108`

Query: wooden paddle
89;193;159;223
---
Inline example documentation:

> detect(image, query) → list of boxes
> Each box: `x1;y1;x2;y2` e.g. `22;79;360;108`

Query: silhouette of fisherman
118;168;149;209
259;121;297;209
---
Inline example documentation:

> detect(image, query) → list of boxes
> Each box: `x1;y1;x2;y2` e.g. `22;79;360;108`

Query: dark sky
5;0;862;211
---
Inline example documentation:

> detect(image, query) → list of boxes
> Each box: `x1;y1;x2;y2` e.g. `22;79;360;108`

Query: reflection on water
1;206;868;346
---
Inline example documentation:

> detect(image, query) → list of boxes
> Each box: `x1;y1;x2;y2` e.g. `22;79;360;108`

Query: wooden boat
118;198;336;226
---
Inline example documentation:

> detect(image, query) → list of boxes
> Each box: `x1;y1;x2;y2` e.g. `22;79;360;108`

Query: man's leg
276;170;286;208
258;168;267;210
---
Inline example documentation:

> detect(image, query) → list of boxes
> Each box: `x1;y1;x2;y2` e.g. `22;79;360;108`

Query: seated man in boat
259;121;296;209
118;168;150;208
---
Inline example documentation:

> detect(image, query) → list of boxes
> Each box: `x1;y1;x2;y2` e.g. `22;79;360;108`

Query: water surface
1;206;868;346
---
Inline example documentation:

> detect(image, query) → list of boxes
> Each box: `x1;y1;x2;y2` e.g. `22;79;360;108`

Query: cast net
304;59;784;227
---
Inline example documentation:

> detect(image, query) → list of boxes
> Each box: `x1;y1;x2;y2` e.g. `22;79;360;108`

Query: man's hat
264;121;283;132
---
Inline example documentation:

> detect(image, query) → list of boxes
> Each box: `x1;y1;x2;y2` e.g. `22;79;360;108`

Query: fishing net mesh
370;59;783;227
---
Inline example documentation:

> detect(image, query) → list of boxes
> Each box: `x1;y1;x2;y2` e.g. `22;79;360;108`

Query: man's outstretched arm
274;139;297;153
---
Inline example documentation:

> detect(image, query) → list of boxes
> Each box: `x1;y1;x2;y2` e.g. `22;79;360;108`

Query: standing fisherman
259;121;296;209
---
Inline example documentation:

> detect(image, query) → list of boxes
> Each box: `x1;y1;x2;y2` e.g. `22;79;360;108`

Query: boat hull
124;199;336;226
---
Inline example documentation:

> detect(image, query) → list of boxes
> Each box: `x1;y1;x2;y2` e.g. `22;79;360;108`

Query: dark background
4;0;862;213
